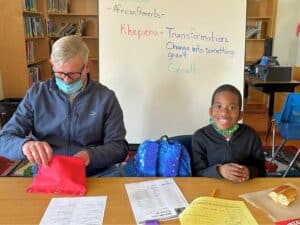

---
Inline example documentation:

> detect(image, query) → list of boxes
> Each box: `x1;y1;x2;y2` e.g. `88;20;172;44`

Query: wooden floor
243;110;300;148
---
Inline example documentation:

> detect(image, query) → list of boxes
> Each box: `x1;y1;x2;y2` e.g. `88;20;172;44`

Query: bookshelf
0;0;98;98
245;0;277;109
24;2;50;87
246;0;277;65
0;1;44;98
46;0;99;81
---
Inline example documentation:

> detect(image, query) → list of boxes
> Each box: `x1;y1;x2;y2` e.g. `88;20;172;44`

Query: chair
0;98;22;128
269;93;300;177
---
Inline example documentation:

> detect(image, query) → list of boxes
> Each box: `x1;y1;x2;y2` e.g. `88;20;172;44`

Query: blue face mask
55;77;83;95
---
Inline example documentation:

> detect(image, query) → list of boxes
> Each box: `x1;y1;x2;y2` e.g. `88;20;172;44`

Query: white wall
273;0;300;65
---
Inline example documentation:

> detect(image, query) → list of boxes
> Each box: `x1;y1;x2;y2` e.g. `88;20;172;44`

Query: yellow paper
179;197;258;225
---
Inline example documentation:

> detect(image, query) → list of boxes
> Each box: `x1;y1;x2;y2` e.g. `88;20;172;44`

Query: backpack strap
178;144;192;176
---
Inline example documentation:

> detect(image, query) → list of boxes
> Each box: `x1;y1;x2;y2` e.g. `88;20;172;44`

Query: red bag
27;155;86;195
275;218;300;225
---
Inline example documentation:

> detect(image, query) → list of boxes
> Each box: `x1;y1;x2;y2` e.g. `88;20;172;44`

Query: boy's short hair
211;84;242;110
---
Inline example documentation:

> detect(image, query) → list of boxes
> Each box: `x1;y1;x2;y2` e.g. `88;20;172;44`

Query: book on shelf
47;19;86;36
47;0;70;13
246;25;259;39
24;15;44;38
76;19;86;36
58;23;77;36
56;23;67;35
22;0;38;12
63;24;78;35
46;19;53;36
26;40;34;64
28;65;41;86
246;20;267;39
255;20;267;39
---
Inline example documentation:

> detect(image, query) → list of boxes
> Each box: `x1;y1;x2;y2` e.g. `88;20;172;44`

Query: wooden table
0;177;299;224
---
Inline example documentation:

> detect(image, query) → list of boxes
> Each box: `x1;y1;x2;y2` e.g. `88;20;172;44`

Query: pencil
210;188;217;197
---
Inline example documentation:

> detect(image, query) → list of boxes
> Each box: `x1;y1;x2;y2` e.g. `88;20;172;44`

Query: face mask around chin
55;77;83;95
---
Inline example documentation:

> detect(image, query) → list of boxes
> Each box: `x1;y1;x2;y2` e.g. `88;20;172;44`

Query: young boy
192;84;266;182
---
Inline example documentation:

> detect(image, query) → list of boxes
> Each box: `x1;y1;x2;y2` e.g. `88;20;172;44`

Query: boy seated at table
192;84;266;182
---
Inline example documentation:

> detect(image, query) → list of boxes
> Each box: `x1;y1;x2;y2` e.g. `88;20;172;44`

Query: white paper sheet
240;183;300;222
39;196;107;225
125;178;188;225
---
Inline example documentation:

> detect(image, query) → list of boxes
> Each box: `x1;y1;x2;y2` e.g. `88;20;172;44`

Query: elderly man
0;35;128;176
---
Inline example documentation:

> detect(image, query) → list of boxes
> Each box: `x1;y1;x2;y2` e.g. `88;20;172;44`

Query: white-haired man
0;35;128;176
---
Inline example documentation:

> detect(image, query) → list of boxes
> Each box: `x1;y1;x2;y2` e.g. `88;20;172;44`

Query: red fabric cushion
27;155;86;195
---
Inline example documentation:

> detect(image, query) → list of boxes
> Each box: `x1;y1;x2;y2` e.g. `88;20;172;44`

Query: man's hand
22;141;53;166
218;163;249;183
73;150;90;166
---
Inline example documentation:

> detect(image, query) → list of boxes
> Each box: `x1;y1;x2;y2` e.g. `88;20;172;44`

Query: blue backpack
135;136;191;177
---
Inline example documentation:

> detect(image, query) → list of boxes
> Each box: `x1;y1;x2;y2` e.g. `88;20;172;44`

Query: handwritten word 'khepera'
120;24;163;39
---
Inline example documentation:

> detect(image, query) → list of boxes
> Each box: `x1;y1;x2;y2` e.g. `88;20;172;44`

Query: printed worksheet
39;196;107;225
125;178;188;225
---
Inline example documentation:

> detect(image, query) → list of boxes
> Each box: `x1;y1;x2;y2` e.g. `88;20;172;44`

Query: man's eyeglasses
52;64;85;80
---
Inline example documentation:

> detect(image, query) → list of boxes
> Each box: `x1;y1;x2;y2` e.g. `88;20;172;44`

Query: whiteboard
99;0;246;143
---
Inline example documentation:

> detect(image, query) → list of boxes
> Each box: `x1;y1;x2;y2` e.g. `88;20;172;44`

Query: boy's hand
218;163;249;183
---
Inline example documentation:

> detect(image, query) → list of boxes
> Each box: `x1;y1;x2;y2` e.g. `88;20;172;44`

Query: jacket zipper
226;140;231;161
67;101;72;156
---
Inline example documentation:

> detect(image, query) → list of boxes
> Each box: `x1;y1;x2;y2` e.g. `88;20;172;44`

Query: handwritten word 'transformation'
166;27;229;43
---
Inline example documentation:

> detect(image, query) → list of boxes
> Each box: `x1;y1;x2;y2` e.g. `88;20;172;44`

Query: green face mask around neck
210;118;239;136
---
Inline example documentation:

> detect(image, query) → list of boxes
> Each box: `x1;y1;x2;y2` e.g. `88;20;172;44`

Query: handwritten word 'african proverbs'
112;4;165;18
